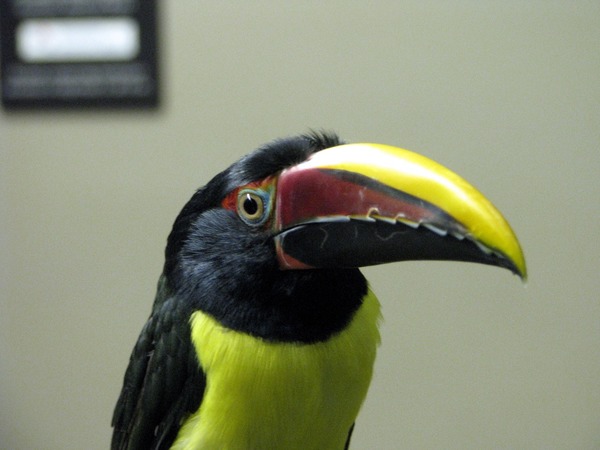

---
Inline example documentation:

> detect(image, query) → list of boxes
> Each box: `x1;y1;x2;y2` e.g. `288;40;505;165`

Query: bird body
112;132;526;449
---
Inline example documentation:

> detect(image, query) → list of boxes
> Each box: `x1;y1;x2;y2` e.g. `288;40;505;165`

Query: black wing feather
111;276;206;450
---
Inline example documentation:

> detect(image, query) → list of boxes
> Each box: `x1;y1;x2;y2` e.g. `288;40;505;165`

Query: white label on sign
16;18;140;63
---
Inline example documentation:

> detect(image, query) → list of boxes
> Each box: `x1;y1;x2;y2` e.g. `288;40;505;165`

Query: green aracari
111;132;526;450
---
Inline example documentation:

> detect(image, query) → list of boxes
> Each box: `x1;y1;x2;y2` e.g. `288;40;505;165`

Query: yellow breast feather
171;288;381;450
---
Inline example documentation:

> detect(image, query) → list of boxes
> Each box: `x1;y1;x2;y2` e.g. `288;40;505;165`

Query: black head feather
164;131;341;275
162;131;366;343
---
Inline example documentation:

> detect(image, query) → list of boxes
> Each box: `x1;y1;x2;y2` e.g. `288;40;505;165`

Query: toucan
111;132;526;450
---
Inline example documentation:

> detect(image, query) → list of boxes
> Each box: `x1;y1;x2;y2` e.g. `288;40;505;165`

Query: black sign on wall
1;0;159;109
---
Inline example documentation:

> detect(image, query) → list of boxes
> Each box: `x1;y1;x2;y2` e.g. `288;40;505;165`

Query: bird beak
274;143;527;279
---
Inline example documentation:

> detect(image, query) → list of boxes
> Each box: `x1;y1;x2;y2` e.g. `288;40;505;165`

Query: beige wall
2;2;599;449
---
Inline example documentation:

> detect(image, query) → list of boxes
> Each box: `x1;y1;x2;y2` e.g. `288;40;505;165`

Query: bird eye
236;189;271;226
239;192;262;219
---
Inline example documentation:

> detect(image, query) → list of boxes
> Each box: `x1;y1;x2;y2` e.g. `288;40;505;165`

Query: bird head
163;132;526;343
